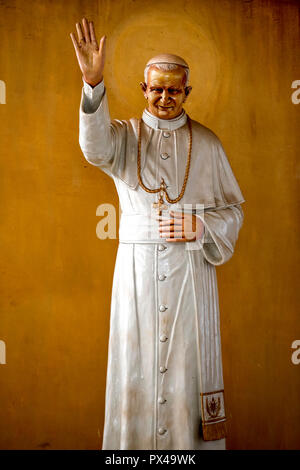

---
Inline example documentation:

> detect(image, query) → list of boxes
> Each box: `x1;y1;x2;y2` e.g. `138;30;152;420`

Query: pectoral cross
152;178;168;216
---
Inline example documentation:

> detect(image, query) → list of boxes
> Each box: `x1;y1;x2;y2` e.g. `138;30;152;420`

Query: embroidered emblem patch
201;389;226;424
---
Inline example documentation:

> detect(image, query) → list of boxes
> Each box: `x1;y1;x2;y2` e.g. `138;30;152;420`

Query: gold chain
137;116;192;204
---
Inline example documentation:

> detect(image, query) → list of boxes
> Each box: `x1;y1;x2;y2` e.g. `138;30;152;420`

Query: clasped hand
157;210;204;243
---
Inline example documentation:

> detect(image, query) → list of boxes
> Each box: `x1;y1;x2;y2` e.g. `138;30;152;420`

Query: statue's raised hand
70;17;106;87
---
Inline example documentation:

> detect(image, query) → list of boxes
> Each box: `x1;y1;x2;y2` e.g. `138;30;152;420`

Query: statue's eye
168;88;179;94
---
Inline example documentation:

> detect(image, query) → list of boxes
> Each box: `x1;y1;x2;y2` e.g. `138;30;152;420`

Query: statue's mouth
158;105;173;110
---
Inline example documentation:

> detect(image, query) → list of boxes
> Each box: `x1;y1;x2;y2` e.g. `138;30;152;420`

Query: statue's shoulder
129;117;139;123
126;117;139;136
189;118;221;147
128;117;139;127
110;117;139;138
127;117;155;138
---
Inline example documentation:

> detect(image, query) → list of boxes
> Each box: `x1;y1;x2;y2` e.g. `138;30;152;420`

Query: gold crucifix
152;178;168;216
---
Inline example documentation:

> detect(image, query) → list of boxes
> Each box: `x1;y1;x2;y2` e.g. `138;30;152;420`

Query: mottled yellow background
0;0;299;449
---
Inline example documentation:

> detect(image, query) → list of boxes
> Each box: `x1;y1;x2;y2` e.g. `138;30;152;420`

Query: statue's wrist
83;75;103;88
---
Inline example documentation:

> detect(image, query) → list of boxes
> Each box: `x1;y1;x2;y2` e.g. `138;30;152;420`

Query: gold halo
107;11;231;121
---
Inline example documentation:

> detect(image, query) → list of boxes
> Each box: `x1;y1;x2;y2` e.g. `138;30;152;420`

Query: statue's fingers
158;218;173;225
70;32;80;53
159;230;173;237
76;22;84;42
82;17;91;42
160;230;175;237
160;231;172;237
159;223;183;231
173;231;186;238
98;35;106;58
160;231;184;238
89;21;98;48
159;227;182;236
156;217;173;224
169;210;184;219
167;234;196;242
166;237;186;242
159;219;182;227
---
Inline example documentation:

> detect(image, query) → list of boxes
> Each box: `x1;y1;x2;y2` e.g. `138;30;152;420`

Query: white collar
142;108;187;131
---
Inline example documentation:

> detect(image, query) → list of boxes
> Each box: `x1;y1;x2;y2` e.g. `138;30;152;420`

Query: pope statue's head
140;53;192;121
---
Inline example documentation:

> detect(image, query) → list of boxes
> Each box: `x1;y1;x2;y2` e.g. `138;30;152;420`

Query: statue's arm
194;136;245;265
71;18;124;173
78;78;117;166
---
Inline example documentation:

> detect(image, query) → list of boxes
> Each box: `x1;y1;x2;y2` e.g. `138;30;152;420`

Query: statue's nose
161;90;169;104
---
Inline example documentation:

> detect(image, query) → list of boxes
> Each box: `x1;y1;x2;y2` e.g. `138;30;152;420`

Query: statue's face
141;66;192;120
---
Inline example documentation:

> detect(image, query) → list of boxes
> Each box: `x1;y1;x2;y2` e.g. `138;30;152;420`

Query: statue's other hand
158;211;204;243
70;17;106;87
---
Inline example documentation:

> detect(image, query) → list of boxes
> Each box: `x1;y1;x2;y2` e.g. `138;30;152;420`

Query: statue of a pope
71;17;245;451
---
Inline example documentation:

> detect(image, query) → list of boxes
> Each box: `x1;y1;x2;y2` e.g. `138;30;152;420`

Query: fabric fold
195;204;244;265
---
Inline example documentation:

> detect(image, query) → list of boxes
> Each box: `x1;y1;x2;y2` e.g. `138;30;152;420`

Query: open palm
70;17;106;87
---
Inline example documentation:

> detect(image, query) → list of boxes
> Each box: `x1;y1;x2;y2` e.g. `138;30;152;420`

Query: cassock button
158;427;167;435
158;244;166;251
159;366;167;373
160;152;170;160
158;274;166;281
159;305;167;312
158;396;167;404
160;334;168;342
162;131;170;138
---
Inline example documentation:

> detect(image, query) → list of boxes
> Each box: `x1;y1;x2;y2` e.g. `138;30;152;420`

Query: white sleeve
79;77;130;182
82;78;105;114
195;204;244;265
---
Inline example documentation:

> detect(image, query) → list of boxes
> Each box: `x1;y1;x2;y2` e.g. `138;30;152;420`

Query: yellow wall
0;0;299;449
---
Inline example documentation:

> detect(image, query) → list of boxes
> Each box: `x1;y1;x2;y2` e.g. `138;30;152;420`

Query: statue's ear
140;82;147;97
184;86;192;102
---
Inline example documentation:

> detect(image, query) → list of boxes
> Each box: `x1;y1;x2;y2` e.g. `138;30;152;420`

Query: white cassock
78;79;245;450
